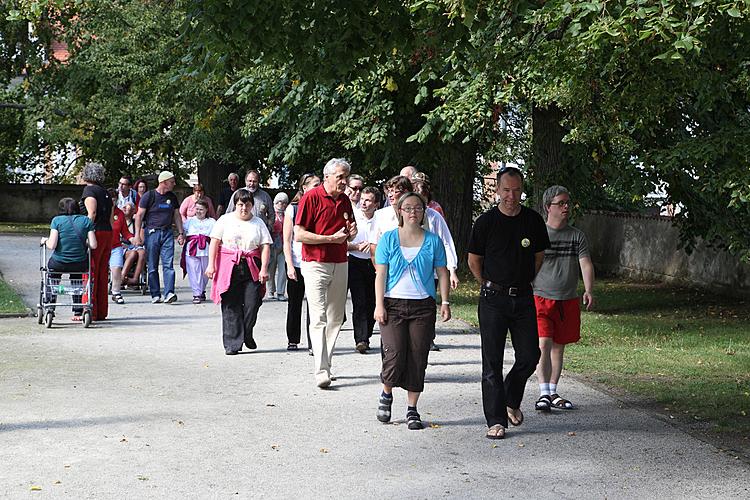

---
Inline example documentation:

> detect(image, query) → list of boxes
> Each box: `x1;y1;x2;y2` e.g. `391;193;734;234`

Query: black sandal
550;394;574;410
287;343;298;351
535;395;552;412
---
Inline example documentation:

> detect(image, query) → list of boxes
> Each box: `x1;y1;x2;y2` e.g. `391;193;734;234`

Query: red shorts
534;296;581;345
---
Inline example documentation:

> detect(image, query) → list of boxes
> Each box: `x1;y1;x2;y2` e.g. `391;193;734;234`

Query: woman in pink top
206;189;271;355
180;183;216;222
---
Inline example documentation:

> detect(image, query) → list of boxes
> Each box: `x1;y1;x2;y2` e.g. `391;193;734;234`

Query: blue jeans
145;228;175;298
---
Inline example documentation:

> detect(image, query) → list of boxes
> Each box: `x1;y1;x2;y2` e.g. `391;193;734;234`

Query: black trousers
348;255;376;344
478;290;540;428
220;268;263;352
286;266;310;346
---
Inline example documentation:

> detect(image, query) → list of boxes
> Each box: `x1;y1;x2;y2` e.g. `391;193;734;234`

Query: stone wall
576;211;750;296
0;183;290;223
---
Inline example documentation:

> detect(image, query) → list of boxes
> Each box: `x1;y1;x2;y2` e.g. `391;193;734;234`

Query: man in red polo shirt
295;158;358;388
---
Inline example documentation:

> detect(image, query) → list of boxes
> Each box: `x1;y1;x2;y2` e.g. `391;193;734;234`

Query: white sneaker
315;372;331;389
164;292;177;304
151;296;163;304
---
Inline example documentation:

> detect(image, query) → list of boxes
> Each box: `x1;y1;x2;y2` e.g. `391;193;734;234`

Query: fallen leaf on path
319;448;329;454
137;475;149;481
120;438;127;442
517;443;525;448
429;423;441;429
54;481;61;485
271;445;279;450
568;432;576;436
266;404;276;407
30;486;41;491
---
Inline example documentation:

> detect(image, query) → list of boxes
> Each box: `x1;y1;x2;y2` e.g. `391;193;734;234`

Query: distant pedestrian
532;186;595;412
179;183;216;222
295;158;357;388
226;170;275;232
467;165;550;440
216;172;240;217
206;189;271;355
115;175;138;209
81;162;113;321
345;174;364;209
283;173;320;351
107;192;135;305
267;192;289;301
133;171;185;304
133;178;148;206
181;200;216;304
347;186;380;353
374;192;451;430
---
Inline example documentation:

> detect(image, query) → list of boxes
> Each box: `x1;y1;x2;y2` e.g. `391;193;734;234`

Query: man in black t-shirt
467;166;550;440
134;171;185;304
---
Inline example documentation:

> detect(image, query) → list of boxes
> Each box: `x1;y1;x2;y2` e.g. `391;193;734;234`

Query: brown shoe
355;342;368;354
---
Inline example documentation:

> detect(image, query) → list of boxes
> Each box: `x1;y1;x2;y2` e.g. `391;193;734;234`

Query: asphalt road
1;234;747;498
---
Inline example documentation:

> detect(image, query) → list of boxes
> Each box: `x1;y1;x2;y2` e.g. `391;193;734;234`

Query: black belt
482;280;531;297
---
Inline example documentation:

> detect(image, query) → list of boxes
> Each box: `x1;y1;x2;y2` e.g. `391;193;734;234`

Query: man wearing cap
467;165;550;440
225;170;275;232
134;171;185;304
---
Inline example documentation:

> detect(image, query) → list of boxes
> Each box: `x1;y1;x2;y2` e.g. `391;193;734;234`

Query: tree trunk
431;141;477;269
198;159;237;202
531;104;567;211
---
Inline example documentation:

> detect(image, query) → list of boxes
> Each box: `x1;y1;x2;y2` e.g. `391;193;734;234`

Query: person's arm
205;238;220;279
467;252;484;285
133;206;146;246
44;228;59;250
179;197;190;223
295;224;348;245
216;205;225;217
374;263;388;324
84;196;97;223
580;255;595;310
534;251;545;277
258;243;271;283
207;197;216;219
346;218;358;242
174;208;185;246
430;211;459;289
282;210;297;280
436;266;451;322
87;230;98;249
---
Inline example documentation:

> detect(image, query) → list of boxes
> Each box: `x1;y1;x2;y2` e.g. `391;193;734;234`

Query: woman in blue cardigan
374;192;451;430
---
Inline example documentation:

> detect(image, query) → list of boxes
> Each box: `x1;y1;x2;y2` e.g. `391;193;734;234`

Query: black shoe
356;341;368;354
407;409;423;430
225;350;239;355
245;338;257;350
200;292;206;301
430;341;440;352
287;343;298;351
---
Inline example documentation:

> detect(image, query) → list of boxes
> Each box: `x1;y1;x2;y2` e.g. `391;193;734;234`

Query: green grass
451;276;750;438
0;278;28;315
0;222;49;234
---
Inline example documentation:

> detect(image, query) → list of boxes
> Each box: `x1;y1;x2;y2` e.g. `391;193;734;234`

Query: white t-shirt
348;208;376;260
285;204;303;268
210;213;271;251
369;206;458;270
384;246;429;299
184;216;216;257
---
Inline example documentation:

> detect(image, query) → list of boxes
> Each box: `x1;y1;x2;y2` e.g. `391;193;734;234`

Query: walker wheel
37;307;44;324
44;311;54;328
82;311;92;328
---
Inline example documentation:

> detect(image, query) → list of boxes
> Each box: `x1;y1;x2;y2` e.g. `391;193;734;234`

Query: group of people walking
42;157;594;439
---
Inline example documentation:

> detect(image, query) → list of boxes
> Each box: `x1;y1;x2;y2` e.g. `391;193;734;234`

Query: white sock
539;383;550;396
549;382;558;395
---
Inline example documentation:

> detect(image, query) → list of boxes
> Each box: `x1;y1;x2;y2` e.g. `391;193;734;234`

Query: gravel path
1;235;747;498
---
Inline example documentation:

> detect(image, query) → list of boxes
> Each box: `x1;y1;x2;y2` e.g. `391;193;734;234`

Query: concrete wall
0;183;192;223
576;211;750;296
0;183;292;223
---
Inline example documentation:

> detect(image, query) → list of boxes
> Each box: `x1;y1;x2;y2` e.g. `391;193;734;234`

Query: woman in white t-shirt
282;173;321;351
206;189;272;355
373;192;451;430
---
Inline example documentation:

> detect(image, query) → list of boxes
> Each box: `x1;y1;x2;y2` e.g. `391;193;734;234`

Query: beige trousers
300;261;349;378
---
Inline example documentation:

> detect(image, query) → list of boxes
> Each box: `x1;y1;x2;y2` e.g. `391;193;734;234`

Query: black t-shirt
139;190;179;229
81;184;113;231
217;186;236;208
467;205;550;287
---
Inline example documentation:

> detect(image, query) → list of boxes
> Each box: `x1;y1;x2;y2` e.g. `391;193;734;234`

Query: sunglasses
549;200;571;208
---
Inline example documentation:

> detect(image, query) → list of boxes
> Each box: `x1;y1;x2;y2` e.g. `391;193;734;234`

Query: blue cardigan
375;228;447;299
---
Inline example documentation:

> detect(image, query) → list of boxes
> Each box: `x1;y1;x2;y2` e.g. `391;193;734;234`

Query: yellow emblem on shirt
521;238;530;248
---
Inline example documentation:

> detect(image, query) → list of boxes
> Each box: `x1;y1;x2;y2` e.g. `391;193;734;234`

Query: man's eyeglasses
549;200;571;208
348;186;363;191
400;207;424;213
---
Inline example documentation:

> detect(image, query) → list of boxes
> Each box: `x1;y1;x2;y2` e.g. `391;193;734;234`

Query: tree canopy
4;0;750;260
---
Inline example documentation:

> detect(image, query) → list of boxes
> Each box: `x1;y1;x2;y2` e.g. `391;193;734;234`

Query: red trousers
91;230;112;321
